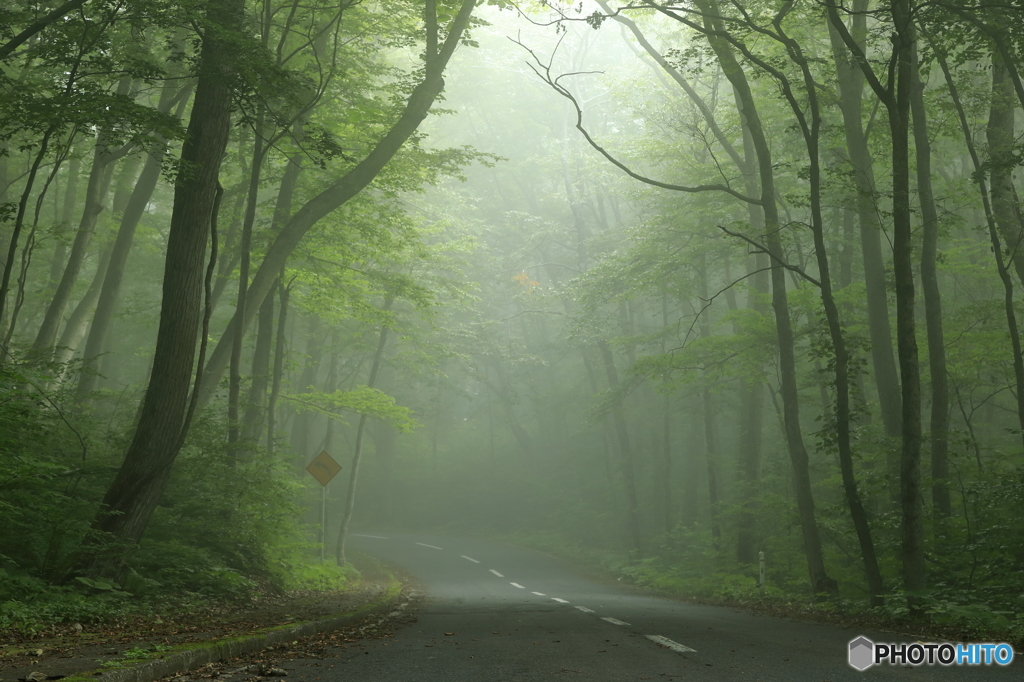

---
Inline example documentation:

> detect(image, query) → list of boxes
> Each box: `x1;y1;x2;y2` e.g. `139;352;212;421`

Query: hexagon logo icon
849;636;874;671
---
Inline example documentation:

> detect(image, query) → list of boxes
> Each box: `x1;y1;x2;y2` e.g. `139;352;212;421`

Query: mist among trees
2;0;1024;638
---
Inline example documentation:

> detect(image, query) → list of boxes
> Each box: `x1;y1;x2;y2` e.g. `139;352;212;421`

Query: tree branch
512;36;762;206
0;0;90;60
718;224;821;287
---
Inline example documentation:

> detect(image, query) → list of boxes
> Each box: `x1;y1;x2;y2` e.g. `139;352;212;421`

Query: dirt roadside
0;555;412;682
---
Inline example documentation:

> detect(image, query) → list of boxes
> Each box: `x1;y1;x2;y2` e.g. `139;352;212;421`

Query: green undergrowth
0;560;347;637
0;360;364;638
1;555;396;643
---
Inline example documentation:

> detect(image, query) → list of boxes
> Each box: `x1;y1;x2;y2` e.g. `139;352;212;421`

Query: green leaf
283;386;418;432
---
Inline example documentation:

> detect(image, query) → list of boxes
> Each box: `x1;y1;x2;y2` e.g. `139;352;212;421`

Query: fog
3;0;1024;633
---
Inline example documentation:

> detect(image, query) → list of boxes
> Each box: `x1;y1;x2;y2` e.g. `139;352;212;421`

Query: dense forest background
2;0;1024;640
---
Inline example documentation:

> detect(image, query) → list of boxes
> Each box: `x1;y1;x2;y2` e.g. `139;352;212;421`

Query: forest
1;0;1023;644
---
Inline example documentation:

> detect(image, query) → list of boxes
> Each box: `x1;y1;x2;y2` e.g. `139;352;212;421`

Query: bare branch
511;36;762;206
718;225;821;287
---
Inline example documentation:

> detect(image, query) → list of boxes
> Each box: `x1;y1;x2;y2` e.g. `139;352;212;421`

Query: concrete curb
79;586;403;682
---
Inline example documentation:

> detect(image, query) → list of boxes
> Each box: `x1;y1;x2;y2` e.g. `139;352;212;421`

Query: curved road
287;533;1018;681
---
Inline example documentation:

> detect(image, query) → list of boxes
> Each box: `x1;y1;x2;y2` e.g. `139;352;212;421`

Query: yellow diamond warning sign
306;450;341;486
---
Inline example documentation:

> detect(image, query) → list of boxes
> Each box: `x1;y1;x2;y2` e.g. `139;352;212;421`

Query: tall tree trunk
701;385;721;543
935;44;1024;453
827;2;902;442
195;0;477;410
890;0;926;616
734;254;768;566
910;43;950;518
267;279;289;453
81;0;241;581
33;78;132;355
240;284;274;448
734;114;769;567
772;21;885;606
77;80;192;398
661;390;672;534
697;0;837;596
478;363;536;458
987;58;1024;287
0;125;57;352
290;316;324;460
55;241;113;365
697;254;721;543
659;293;672;535
336;298;392;565
597;339;642;554
827;0;925;616
44;155;81;302
735;377;763;565
369;420;397;525
0;143;7;308
228;106;268;455
659;288;675;532
581;348;617;495
984;55;1024;447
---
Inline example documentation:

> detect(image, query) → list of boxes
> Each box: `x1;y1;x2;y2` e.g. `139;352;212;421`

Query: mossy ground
0;555;403;682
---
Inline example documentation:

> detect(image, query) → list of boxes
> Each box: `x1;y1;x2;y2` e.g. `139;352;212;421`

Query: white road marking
416;542;442;550
489;569;504;577
574;606;594;613
645;635;697;653
352;534;388;539
510;582;525;588
461;555;480;563
551;597;570;603
531;591;546;596
601;617;630;626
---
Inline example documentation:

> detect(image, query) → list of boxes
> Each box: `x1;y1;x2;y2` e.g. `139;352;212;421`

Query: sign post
306;450;342;563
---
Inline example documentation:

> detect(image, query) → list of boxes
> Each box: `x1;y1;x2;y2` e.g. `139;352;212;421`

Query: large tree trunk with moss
80;0;241;581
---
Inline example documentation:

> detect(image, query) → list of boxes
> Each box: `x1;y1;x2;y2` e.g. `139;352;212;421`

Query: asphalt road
281;533;1020;681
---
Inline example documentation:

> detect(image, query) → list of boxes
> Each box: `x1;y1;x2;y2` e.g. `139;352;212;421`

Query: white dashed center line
574;606;594;613
645;635;697;653
510;582;525;588
601;617;630;626
531;591;546;596
352;534;388;539
489;569;504;577
461;555;480;563
551;597;570;603
416;542;442;549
